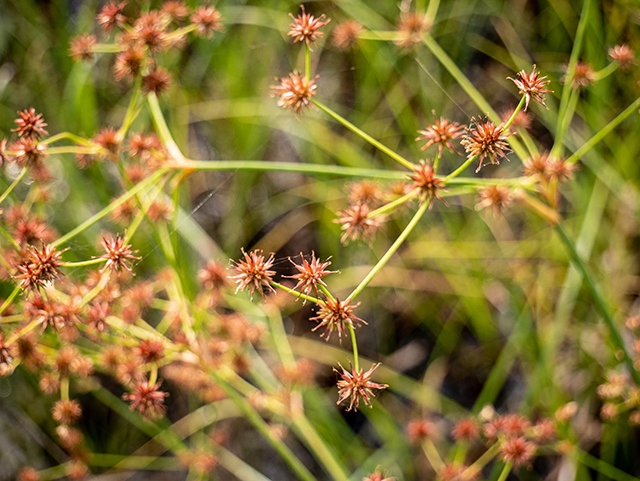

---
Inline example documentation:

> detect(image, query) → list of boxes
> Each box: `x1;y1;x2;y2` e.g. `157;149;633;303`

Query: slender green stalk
52;168;167;248
148;93;187;164
305;43;310;80
426;0;440;23
60;258;107;268
569;447;639;481
445;154;479;181
42;132;92;146
0;286;21;316
503;96;526;130
119;77;142;138
552;0;593;155
551;88;580;158
555;223;640;384
347;200;429;301
312;100;414;169
497;462;513;481
206;369;318;481
566;95;640;164
349;325;360;372
0;168;27;205
421;439;445;473
594;62;619;81
0;225;20;251
368;192;415;218
271;281;325;305
265;303;296;366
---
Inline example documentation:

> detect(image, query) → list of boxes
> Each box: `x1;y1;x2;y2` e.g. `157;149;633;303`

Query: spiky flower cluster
271;72;318;115
507;65;553;111
409;160;447;207
335;362;388;411
460;118;513;172
14;244;66;293
230;249;276;300
416;115;464;155
287;5;330;50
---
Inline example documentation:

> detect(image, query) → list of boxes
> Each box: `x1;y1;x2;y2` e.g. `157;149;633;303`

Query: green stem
349;324;359;372
41;132;92;146
60;258;107;268
445;154;479;181
305;43;310;80
368;192;415;218
0;168;27;205
503;96;526;130
552;0;593;154
52;168;167;248
551;87;580;159
119;77;142;138
566;95;640;164
347;200;429;301
206;369;317;481
594;62;619;81
60;377;70;402
422;439;445;473
147;93;187;164
271;281;325;305
570;447;640;481
312;100;414;169
0;286;21;316
497;462;513;481
555;223;640;384
0;225;20;251
426;0;440;23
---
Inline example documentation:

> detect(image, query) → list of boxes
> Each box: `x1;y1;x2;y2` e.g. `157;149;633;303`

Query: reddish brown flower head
334;203;382;245
271;72;318;115
142;67;172;95
334;361;388;411
136;339;165;364
69;34;97;62
133;11;169;52
15;244;66;293
460;118;514;172
523;152;575;184
409;160;447;207
97;1;128;32
500;436;537;467
148;200;174;222
452;418;480;442
114;45;146;81
25;294;65;331
532;418;557;443
9;138;48;168
123;380;169;419
17;467;41;481
567;61;596;89
198;260;229;290
190;6;224;37
0;335;15;376
363;469;394;481
86;301;110;334
416;115;464;155
507;65;553;111
13;108;48;139
98;233;141;274
161;1;189;22
477;185;513;218
500;108;532;131
230;249;276;300
93;127;121;158
438;464;475;481
288;5;330;50
127;132;163;162
609;44;635;70
285;252;337;301
407;418;436;444
395;13;430;49
347;180;383;206
52;399;82;425
500;414;531;438
332;20;363;51
311;297;365;341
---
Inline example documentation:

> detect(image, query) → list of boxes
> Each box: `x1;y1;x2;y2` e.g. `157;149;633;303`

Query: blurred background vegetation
2;0;640;479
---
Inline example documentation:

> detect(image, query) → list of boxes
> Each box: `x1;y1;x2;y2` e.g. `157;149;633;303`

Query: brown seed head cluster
334;362;388;411
507;65;553;111
332;20;363;51
123;380;169;419
285;252;337;301
98;233;141;274
477;185;513;218
334;203;382;245
567;61;596;89
230;249;276;300
362;470;394;481
190;6;224;38
287;5;330;50
311;297;366;341
395;13;430;49
13;108;48;139
416;114;464;155
407;418;436;444
15;244;66;293
271;72;318;115
609;44;635;70
409;160;447;207
460;118;514;172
